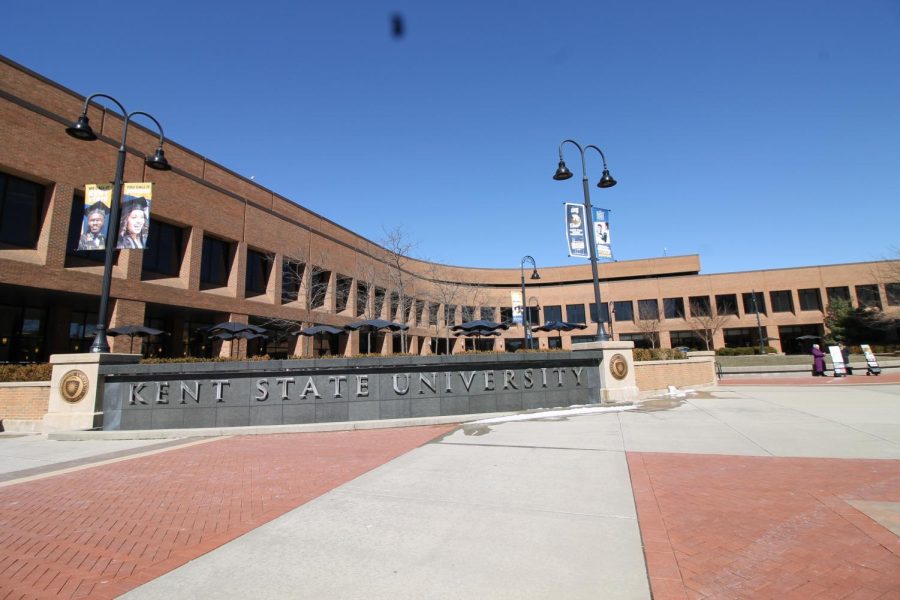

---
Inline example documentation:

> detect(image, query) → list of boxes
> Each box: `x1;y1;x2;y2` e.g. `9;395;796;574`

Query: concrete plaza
1;381;899;599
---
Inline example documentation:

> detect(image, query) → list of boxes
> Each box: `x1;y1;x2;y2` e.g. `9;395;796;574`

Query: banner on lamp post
592;207;612;259
78;184;113;251
116;182;153;250
564;203;588;258
511;290;523;324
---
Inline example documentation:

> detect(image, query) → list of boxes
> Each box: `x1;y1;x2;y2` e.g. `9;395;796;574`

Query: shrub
0;363;53;382
632;348;686;361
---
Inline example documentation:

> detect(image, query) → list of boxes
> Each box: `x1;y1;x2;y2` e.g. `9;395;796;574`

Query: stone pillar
43;353;140;432
573;340;639;404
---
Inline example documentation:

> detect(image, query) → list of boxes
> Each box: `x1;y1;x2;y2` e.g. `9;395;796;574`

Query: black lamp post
751;290;766;355
65;93;171;353
553;139;617;342
520;255;540;349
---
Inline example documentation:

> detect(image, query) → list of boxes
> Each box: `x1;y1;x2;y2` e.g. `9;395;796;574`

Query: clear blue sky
4;1;899;273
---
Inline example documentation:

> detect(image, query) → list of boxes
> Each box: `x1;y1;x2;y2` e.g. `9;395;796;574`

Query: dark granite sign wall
100;352;603;430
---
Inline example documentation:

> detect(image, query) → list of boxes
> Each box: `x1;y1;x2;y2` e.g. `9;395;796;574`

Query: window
689;296;711;317
335;274;352;312
566;303;586;324
142;220;183;276
723;327;755;348
669;330;702;351
245;249;272;295
826;286;851;305
281;258;304;303
638;299;659;320
544;305;562;322
855;285;882;309
310;268;330;309
356;282;368;316
769;290;794;313
480;306;496;321
613;300;633;322
68;310;98;353
525;306;540;325
886;283;900;306
742;292;766;315
619;333;652;349
462;305;476;322
428;303;439;326
798;288;823;312
663;297;685;319
500;307;513;323
390;292;399;319
374;287;386;318
444;304;456;326
589;302;611;323
200;236;231;287
0;172;44;248
715;294;738;316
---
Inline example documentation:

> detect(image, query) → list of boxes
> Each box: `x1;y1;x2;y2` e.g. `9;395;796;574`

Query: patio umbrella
294;325;344;336
209;329;267;358
345;319;408;354
533;320;588;340
206;322;266;335
451;320;510;332
344;319;409;332
292;325;344;356
107;325;165;353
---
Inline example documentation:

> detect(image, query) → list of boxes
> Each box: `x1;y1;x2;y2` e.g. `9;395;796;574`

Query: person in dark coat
840;343;853;375
811;344;826;376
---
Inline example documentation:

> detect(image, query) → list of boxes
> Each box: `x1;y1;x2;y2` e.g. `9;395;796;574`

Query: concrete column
573;340;639;404
44;353;140;432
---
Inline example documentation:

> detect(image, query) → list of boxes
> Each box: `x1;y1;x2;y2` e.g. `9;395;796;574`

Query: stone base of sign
572;340;639;404
44;353;141;432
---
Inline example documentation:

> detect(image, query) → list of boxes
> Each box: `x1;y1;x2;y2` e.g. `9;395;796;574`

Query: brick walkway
628;452;900;599
0;425;455;600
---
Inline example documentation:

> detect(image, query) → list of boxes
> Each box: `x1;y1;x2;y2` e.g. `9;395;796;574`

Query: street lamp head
65;114;97;141
553;160;573;181
597;169;617;188
530;268;540;280
145;146;172;171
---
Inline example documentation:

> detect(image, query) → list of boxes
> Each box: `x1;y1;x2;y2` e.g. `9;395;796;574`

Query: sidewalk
1;384;899;599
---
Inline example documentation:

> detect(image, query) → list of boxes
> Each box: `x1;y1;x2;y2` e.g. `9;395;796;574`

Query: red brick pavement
628;452;900;600
0;425;455;600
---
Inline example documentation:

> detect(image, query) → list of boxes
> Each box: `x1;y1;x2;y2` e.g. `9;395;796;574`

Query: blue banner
592;207;612;259
565;203;588;258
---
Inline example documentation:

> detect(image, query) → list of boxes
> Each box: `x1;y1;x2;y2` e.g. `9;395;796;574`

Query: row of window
4;172;900;328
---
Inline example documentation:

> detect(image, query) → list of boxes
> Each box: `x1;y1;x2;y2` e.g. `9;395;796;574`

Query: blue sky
4;1;899;273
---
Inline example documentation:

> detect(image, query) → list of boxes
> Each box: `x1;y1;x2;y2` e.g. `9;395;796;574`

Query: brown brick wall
635;358;717;393
1;55;898;358
0;384;50;421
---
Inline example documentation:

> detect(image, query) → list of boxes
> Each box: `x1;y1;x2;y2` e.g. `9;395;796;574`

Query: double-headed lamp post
65;93;172;353
553;139;617;342
520;255;540;349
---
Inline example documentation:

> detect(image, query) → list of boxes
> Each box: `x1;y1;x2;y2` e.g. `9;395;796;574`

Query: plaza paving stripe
0;425;456;600
628;452;900;600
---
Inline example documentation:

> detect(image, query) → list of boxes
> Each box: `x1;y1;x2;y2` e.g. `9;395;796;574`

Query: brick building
1;55;898;361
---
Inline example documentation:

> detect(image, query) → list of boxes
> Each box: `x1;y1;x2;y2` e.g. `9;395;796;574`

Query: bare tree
381;226;418;353
687;298;731;350
423;263;468;354
634;316;662;349
257;245;333;357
